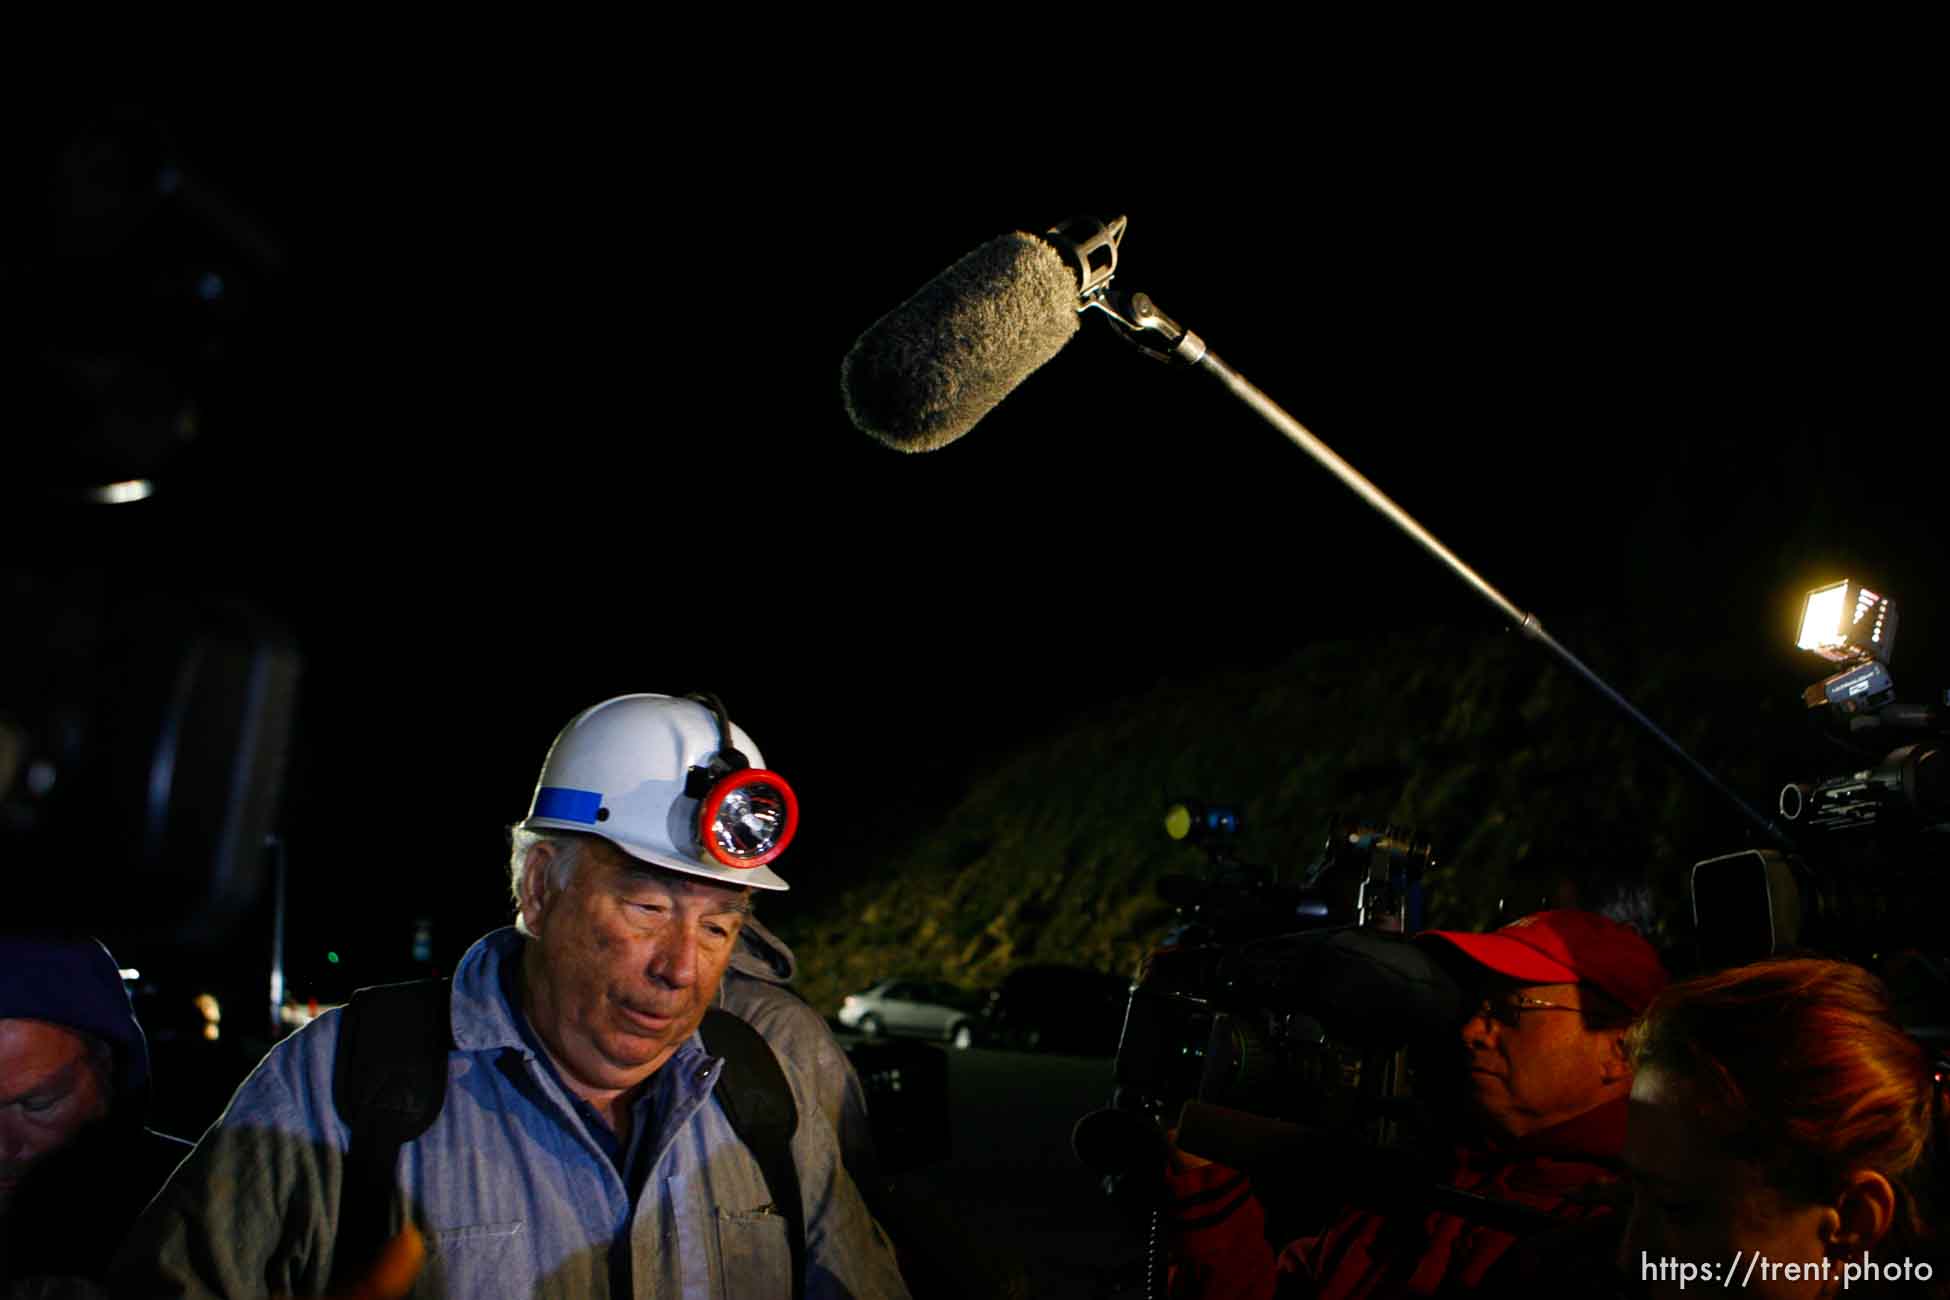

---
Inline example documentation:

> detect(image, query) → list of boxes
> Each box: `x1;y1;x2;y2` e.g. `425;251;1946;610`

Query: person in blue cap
0;932;191;1289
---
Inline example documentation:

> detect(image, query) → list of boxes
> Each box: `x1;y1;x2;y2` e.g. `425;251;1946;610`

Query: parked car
837;977;982;1048
979;965;1131;1056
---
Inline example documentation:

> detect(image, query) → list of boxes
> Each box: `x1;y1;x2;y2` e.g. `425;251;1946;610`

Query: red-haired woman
1619;958;1946;1298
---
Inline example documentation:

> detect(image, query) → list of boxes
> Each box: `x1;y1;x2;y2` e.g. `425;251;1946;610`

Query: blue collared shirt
112;927;910;1299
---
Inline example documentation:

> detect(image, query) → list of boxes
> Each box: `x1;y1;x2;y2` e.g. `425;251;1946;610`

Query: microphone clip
1044;213;1208;365
1044;213;1128;299
1087;288;1210;367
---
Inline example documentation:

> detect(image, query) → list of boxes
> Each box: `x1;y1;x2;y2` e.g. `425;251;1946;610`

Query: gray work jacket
720;918;879;1187
110;927;909;1299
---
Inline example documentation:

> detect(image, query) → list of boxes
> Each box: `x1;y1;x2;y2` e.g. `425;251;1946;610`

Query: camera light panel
1796;580;1896;665
1796;581;1849;656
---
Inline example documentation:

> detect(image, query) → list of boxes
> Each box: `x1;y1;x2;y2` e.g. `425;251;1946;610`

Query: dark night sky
10;85;1944;1003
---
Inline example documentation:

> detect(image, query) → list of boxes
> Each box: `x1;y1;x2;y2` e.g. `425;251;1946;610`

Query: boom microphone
840;231;1082;452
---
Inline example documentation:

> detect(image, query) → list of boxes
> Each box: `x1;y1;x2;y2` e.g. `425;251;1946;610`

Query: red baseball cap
1417;909;1668;1014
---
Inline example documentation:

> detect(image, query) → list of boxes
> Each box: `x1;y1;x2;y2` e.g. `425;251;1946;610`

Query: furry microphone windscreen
841;231;1081;452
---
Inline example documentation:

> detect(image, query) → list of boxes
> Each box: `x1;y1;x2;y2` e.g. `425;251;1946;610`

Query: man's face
521;841;749;1097
0;1019;111;1215
1460;980;1625;1141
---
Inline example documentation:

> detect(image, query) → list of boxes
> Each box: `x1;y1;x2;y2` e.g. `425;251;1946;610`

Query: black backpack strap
330;979;453;1292
700;1006;804;1300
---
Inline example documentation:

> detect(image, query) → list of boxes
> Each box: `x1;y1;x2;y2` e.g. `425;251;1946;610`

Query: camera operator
1164;909;1666;1299
1620;957;1947;1298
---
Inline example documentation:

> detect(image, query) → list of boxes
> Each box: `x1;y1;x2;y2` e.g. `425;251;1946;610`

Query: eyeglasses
1473;995;1583;1029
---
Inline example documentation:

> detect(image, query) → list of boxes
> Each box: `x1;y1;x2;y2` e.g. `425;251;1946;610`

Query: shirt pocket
427;1220;526;1296
716;1203;793;1298
433;1221;525;1246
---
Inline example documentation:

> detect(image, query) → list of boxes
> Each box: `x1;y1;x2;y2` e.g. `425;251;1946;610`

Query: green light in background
326;951;340;964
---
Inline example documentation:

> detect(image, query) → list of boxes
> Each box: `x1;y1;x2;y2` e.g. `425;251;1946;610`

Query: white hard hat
519;693;796;891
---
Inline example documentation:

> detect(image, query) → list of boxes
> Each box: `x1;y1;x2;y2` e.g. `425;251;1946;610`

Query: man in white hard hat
114;693;909;1299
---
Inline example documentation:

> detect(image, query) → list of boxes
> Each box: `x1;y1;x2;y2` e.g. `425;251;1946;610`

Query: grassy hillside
781;617;1801;1012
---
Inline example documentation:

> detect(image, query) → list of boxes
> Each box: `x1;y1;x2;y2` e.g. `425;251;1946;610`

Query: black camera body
1105;811;1453;1146
1694;583;1949;969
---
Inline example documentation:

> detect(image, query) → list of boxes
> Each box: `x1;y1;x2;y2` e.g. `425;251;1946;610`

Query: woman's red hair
1630;958;1942;1250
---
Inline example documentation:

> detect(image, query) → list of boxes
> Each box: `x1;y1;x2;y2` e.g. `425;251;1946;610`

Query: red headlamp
682;691;800;869
697;766;799;868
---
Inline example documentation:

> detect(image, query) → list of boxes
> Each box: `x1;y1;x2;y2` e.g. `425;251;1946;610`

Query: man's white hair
508;828;602;937
508;828;758;937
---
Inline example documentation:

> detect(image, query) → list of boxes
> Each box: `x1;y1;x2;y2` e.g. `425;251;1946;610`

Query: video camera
1692;580;1950;971
1074;805;1467;1187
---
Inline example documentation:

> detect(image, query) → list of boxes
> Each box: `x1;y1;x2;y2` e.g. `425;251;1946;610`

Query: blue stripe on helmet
533;787;603;824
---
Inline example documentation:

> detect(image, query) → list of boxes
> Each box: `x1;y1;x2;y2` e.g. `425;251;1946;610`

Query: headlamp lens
713;784;789;856
700;768;799;867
